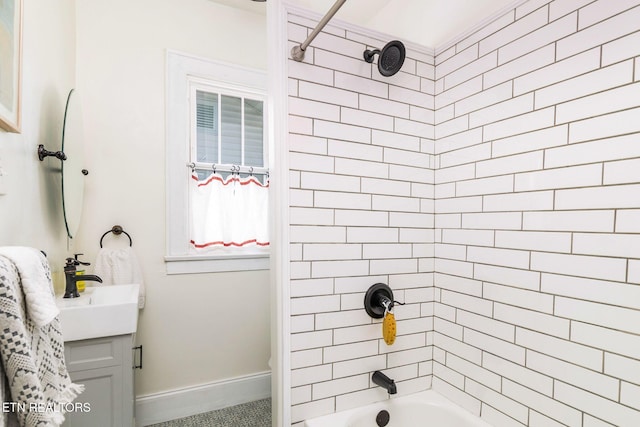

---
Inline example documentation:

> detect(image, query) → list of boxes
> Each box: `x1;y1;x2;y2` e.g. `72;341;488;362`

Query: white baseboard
135;371;271;426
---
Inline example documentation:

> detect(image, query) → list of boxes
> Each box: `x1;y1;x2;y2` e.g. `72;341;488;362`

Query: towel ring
100;225;133;248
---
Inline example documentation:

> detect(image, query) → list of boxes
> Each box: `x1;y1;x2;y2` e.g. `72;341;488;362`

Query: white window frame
165;51;269;274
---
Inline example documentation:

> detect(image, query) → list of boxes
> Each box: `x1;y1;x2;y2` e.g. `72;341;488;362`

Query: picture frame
0;0;23;133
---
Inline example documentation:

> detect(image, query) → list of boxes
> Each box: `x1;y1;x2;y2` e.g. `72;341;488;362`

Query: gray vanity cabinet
63;334;135;427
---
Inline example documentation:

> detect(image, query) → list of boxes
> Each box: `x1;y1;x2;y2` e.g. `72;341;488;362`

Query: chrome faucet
63;256;102;298
372;370;397;395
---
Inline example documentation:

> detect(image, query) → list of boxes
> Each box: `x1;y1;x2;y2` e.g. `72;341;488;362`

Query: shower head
364;40;406;77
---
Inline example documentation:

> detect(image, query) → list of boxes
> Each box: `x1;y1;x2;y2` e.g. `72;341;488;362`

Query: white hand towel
0;246;59;327
94;247;145;308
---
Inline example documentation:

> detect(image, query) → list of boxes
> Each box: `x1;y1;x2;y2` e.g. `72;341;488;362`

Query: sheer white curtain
189;172;269;250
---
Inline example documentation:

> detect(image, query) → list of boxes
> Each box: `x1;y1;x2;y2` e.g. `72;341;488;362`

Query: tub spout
372;370;397;395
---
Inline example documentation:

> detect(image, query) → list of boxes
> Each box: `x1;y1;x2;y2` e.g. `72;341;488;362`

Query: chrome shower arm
291;0;347;62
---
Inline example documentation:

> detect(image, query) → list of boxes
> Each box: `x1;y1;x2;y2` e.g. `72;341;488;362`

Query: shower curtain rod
291;0;347;62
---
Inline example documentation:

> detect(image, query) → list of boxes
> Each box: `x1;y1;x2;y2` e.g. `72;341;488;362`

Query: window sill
164;254;269;274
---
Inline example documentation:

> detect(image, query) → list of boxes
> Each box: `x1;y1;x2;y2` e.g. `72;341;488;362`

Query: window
189;82;269;251
190;83;267;181
166;52;269;274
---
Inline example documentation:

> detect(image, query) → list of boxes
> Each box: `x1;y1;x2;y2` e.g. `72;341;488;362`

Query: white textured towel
94;247;146;308
0;255;84;427
0;247;59;327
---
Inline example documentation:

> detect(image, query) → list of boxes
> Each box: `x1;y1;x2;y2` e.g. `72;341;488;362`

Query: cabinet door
64;366;122;427
63;335;134;427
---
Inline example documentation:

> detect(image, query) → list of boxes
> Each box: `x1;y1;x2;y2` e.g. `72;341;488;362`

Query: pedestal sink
55;283;140;341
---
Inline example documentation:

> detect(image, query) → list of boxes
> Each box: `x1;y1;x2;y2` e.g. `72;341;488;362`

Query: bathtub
304;390;493;427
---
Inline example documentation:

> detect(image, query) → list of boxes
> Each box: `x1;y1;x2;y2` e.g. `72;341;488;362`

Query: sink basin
56;284;140;341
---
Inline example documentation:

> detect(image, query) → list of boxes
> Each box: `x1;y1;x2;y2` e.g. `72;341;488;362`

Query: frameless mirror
61;89;87;239
37;89;88;238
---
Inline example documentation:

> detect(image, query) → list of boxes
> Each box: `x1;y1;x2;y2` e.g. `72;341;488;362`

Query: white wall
73;0;271;400
285;10;436;424
0;0;76;280
432;1;640;426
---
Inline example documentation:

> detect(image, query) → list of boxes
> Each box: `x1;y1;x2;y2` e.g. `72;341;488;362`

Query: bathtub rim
303;389;493;427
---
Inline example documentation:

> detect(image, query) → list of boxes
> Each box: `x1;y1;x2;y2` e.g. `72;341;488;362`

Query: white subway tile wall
432;1;640;426
287;13;436;425
287;0;640;425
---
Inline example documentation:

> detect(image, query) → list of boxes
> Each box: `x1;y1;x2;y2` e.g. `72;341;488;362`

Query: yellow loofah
383;311;396;345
